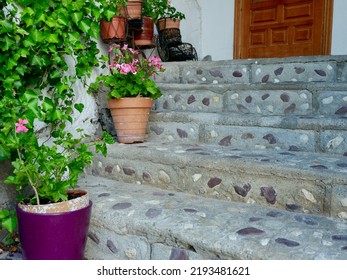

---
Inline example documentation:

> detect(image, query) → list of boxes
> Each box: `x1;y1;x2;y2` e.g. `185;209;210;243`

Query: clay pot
125;0;143;20
134;16;154;47
157;18;180;31
100;16;127;43
108;97;153;144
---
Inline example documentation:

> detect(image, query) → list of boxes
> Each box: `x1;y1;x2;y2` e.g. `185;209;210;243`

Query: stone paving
80;175;347;260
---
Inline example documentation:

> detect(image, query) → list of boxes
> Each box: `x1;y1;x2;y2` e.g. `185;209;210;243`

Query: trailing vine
0;0;125;211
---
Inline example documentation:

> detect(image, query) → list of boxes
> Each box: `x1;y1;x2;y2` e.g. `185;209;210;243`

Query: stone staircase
85;55;347;260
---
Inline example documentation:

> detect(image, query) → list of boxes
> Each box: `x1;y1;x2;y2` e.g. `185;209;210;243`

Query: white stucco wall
332;0;347;55
173;0;347;61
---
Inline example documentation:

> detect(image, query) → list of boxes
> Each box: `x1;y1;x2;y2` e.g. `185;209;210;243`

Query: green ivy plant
142;0;185;23
0;0;124;232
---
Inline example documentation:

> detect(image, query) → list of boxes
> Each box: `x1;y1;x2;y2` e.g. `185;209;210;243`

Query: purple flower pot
16;201;92;260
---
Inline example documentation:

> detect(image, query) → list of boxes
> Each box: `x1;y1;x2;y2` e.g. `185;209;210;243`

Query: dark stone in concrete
274;67;284;76
266;211;283;217
170;248;189;260
177;128;188;138
233;71;243;78
107;240;118;254
335;106;347;115
188;95;196;104
262;75;270;83
123;167;135;176
98;193;111;197
263;134;277;144
294;215;319;226
295;67;305;74
113;202;132;210
146;208;162;218
332;235;347;241
88;232;100;244
284;103;296;114
202;98;210;106
261;186;277;204
208;177;222;188
219;135;232;146
237;227;265;236
262;93;270;100
315;69;327;76
275;238;300;247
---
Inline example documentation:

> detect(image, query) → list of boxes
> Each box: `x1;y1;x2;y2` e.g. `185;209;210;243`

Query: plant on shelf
0;0;115;259
90;44;165;143
99;0;129;43
142;0;185;23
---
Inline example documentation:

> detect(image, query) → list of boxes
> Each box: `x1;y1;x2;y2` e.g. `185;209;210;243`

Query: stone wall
0;161;17;210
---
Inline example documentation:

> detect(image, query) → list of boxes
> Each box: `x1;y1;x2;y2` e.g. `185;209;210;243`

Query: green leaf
1;216;18;233
72;12;83;24
47;33;59;44
30;29;44;43
27;99;40;118
1;36;15;51
57;13;69;27
52;109;63;121
74;103;84;113
50;69;62;79
78;19;91;34
68;32;80;44
0;20;14;34
90;21;100;39
42;97;54;112
31;55;46;67
0;210;10;219
23;89;39;102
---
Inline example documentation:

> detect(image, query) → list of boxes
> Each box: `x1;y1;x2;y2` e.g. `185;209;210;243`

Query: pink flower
119;63;133;74
15;119;29;133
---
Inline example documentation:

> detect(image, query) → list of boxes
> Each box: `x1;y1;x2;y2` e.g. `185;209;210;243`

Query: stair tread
80;175;347;260
98;141;347;182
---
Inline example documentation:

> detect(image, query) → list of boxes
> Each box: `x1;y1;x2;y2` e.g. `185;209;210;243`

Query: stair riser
90;155;347;219
155;88;347;116
148;121;347;155
155;56;346;85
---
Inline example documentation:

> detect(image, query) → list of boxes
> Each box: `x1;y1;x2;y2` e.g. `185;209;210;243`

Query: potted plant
142;0;185;30
125;0;143;20
91;44;165;144
100;0;128;43
0;0;114;259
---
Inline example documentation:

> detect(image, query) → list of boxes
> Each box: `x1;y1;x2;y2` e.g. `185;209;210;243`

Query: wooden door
234;0;333;59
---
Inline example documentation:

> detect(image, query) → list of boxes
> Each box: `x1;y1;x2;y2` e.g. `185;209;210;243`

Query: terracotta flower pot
16;190;92;260
100;16;127;43
125;0;143;20
134;16;154;47
107;97;153;144
157;18;180;31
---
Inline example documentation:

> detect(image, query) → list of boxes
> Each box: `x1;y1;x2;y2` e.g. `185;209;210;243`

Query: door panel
234;0;333;59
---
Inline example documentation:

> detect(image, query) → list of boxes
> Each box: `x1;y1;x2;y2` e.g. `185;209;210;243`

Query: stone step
155;55;347;85
154;83;347;117
89;142;347;219
80;175;347;260
148;111;347;155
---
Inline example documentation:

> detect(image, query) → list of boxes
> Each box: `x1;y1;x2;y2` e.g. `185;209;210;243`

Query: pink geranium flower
15;119;29;133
